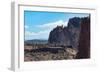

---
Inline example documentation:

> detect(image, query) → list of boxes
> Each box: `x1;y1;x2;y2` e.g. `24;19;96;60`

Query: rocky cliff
48;25;71;46
67;17;81;48
76;17;90;59
48;16;90;58
48;17;81;49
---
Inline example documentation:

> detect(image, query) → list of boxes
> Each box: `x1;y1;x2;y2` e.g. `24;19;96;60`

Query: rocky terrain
24;46;77;61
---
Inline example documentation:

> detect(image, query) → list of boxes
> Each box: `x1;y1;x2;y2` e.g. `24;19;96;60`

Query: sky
24;10;89;40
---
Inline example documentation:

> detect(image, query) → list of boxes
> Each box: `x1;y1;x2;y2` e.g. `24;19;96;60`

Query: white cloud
25;30;50;36
25;20;68;40
25;30;50;40
37;20;68;30
25;31;37;36
25;25;29;29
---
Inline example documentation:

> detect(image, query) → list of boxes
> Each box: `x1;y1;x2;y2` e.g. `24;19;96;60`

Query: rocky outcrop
48;25;71;46
48;17;81;49
67;17;81;49
76;17;90;59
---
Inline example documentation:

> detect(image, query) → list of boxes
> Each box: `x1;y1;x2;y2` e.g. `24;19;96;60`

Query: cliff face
76;17;90;59
48;17;81;49
67;17;81;48
48;25;71;46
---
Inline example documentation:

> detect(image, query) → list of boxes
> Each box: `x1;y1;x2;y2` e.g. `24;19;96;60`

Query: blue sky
24;10;89;40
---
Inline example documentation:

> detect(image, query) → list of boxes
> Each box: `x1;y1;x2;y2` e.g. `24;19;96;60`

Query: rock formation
76;16;90;59
67;17;81;49
48;25;71;46
48;16;90;59
48;17;81;49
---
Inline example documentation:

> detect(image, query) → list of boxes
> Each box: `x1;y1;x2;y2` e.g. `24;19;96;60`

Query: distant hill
25;39;48;45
